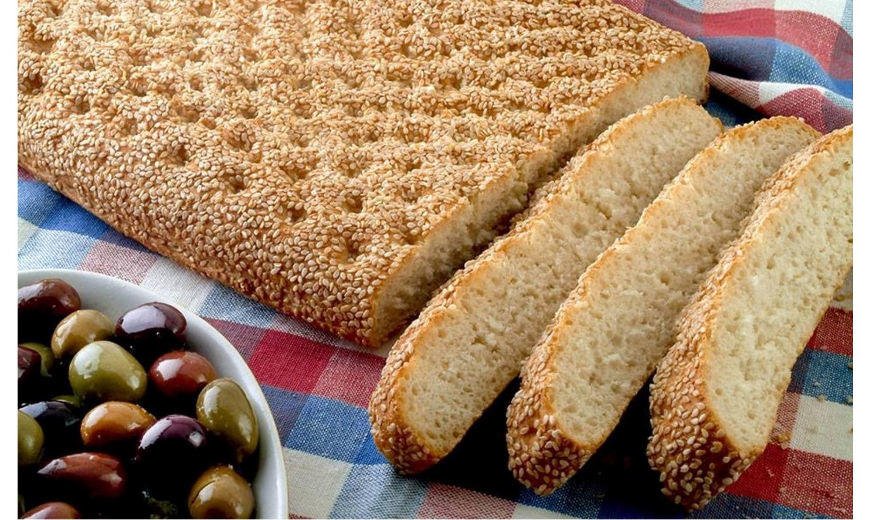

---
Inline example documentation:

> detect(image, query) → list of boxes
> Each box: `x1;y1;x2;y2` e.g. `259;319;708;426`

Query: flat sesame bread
18;0;708;346
647;125;853;510
368;98;722;473
505;117;820;496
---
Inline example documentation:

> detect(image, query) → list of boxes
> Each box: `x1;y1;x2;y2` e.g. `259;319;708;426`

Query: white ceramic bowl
19;269;288;519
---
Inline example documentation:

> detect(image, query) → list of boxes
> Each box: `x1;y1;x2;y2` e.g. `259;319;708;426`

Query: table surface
18;1;852;517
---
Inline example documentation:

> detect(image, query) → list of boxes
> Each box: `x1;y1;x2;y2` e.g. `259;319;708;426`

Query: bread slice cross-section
647;125;853;510
505;117;820;495
368;98;722;473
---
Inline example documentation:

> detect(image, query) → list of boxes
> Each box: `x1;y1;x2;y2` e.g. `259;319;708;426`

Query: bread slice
18;0;708;347
647;125;853;510
369;98;723;473
505;117;820;495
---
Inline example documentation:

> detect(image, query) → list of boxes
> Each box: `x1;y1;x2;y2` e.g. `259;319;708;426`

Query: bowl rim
18;268;289;519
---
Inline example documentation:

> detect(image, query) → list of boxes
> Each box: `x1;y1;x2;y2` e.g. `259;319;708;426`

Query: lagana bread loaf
18;0;708;346
368;98;722;473
505;117;819;495
647;125;853;510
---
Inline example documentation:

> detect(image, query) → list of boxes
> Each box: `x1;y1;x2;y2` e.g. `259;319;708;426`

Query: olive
116;302;186;357
81;401;156;448
136;415;210;493
52;394;82;408
37;452;127;499
19;346;42;388
19;279;81;341
69;341;147;402
21;502;81;519
20;401;82;456
150;351;217;399
196;379;259;461
51;309;114;358
188;465;254;519
21;342;55;377
19;410;44;466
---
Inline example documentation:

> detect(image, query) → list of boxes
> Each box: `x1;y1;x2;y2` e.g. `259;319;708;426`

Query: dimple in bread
368;98;723;473
18;0;708;346
647;126;853;510
505;117;820;496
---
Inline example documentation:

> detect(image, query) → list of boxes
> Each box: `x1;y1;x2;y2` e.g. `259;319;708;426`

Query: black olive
115;303;187;364
20;401;82;457
135;415;209;497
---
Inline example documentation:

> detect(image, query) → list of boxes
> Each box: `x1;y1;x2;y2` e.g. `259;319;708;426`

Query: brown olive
149;350;217;399
196;379;259;460
69;341;147;402
81;401;156;447
19;279;81;341
19;410;44;466
188;465;254;519
51;309;114;358
21;502;81;519
37;452;127;499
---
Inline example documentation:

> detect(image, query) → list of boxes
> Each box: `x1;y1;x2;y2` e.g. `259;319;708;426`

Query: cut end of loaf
647;125;852;511
365;44;710;347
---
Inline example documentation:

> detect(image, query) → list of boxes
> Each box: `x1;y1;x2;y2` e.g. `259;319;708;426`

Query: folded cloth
618;0;852;133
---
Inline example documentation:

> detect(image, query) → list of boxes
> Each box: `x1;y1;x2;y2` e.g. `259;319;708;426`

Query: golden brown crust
505;117;821;496
647;125;853;510
369;97;716;473
19;0;705;346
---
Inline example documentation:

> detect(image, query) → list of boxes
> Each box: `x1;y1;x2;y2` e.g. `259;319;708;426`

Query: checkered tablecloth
18;0;852;518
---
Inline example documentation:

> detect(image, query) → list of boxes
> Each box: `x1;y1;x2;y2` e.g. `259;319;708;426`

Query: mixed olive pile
18;279;260;518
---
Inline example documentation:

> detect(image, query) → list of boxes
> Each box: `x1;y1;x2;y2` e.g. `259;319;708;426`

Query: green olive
52;394;83;408
51;310;114;358
19;410;44;466
20;342;54;376
69;341;147;402
196;379;258;460
188;465;254;519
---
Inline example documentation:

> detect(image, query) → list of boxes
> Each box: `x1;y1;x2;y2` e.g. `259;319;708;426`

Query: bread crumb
816;394;827;402
846;395;852;405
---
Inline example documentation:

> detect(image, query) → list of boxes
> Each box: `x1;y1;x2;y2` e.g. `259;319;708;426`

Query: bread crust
646;125;853;510
19;0;707;347
504;117;821;495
